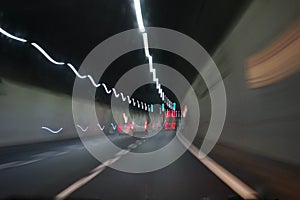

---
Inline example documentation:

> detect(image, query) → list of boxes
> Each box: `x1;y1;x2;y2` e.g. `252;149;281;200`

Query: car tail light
165;122;169;129
126;123;131;132
117;124;122;132
131;122;134;130
171;122;176;129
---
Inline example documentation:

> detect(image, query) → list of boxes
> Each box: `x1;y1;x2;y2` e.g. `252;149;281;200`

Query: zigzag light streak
112;88;120;98
133;0;145;33
110;123;117;130
134;0;173;108
127;96;132;104
76;124;88;132
31;43;65;65
101;83;112;94
67;63;87;79
132;98;136;106
41;126;63;134
0;27;27;42
97;123;105;131
120;92;127;101
0;26;152;111
87;75;101;87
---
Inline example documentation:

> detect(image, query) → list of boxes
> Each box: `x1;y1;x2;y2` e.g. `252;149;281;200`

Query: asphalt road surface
0;131;240;200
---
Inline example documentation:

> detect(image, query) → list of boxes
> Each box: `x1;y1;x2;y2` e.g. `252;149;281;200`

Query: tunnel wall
0;80;110;147
196;0;300;165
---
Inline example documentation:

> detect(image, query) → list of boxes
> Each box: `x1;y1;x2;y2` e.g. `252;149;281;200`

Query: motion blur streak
133;0;145;32
31;43;65;65
66;63;87;79
1;1;300;199
54;166;105;200
0;27;152;110
180;136;258;200
41;127;63;134
0;27;27;42
87;75;101;87
133;0;170;104
76;125;88;132
246;19;300;88
55;154;124;200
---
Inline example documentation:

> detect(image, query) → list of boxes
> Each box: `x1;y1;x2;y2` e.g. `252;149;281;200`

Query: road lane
0;134;138;199
0;131;240;200
69;132;239;200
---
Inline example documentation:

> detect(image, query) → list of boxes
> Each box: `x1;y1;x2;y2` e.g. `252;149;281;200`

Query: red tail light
144;121;148;130
171;122;176;129
117;124;122;132
165;122;169;129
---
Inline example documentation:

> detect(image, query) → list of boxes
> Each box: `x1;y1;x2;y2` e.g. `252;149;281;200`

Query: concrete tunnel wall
194;0;300;165
0;79;152;147
0;80;112;147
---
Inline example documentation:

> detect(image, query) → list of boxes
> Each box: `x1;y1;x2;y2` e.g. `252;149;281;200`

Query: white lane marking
55;168;104;200
76;124;88;132
20;159;42;165
128;143;137;149
90;156;121;174
55;151;68;156
115;149;130;157
0;150;69;170
0;161;22;170
0;159;42;170
32;151;57;158
179;136;257;200
55;149;130;200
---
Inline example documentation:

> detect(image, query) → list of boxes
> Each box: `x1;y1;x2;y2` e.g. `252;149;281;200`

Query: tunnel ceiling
0;0;250;102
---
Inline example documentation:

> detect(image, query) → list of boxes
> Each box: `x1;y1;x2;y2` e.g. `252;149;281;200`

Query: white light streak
137;100;140;108
112;88;120;98
41;126;63;134
31;43;65;65
110;123;117;130
97;123;105;131
132;98;136;106
133;1;175;107
142;33;150;56
0;26;156;111
76;124;88;132
87;75;101;87
120;92;127;101
101;83;112;94
127;96;132;104
67;63;87;79
133;0;145;32
0;27;27;42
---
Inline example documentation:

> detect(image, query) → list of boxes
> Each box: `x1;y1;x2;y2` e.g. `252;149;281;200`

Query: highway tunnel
0;0;299;199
